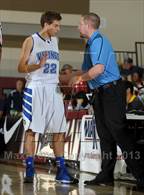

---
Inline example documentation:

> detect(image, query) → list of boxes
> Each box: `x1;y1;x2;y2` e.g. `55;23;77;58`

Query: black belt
92;78;122;93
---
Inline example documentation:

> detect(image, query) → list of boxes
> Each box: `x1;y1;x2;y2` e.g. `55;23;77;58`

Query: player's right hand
39;52;48;67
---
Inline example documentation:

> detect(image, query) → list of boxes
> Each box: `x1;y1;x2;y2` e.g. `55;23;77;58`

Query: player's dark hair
40;11;62;27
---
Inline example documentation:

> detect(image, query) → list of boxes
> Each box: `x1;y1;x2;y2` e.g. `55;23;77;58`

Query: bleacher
115;41;144;67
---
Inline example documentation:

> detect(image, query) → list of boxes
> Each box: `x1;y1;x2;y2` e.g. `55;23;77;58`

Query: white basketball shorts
22;80;67;134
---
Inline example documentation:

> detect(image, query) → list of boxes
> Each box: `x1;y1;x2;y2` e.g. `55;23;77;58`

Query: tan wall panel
59;38;85;51
90;0;144;51
3;35;85;51
1;0;89;14
0;47;84;77
3;35;25;48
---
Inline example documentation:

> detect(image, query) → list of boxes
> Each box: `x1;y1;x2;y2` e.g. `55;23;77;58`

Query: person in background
61;64;73;75
120;58;144;81
59;64;73;100
0;94;6;127
0;94;6;155
132;72;144;91
72;92;89;110
125;81;144;112
6;79;24;116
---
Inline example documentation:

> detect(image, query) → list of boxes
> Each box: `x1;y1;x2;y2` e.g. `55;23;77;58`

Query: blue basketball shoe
55;167;79;184
24;156;35;183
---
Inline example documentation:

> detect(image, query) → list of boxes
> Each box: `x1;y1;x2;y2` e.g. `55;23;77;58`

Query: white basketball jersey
26;33;59;83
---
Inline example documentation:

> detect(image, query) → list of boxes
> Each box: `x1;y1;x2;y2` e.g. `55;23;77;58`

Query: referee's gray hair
82;13;100;29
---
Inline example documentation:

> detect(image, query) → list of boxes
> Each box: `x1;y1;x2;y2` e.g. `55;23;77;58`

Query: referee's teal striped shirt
82;30;121;89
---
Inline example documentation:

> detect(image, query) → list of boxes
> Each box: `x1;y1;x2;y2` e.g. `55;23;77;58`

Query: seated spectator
0;94;6;128
120;58;144;81
138;87;144;105
125;81;144;112
6;79;24;116
132;71;144;90
60;64;89;101
0;94;6;154
59;64;73;100
61;64;73;75
72;92;89;110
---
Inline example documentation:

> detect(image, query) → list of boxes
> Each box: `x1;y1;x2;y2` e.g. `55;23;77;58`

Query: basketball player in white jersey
18;11;78;184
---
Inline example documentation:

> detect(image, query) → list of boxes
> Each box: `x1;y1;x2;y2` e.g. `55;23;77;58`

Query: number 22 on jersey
43;63;57;74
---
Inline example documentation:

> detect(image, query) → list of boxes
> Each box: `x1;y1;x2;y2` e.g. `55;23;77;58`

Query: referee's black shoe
84;176;114;186
134;177;144;192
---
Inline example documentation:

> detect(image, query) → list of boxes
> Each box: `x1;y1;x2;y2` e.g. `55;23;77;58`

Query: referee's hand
69;75;82;87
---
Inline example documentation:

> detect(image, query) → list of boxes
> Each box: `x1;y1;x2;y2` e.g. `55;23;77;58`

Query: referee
71;13;144;191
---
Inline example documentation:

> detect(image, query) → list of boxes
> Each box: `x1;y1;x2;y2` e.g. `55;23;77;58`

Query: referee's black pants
92;80;144;179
